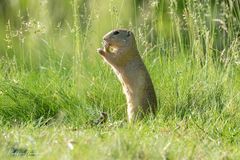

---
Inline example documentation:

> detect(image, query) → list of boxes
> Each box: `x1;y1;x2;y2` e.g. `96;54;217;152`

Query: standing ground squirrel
97;29;157;122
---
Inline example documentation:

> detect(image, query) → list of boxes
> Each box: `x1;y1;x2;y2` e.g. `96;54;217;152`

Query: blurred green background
0;0;239;70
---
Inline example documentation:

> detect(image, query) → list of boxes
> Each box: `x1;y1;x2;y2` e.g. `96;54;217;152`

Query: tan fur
97;29;157;122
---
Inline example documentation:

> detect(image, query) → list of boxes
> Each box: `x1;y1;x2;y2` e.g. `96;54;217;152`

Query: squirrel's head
98;29;139;67
103;29;137;52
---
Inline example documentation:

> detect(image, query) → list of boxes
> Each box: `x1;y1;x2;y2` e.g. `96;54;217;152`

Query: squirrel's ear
127;31;131;37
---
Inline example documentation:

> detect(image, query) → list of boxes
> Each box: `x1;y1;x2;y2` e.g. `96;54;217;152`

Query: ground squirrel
97;29;157;122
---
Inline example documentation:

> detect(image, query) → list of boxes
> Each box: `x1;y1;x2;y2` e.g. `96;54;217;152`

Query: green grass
0;0;240;159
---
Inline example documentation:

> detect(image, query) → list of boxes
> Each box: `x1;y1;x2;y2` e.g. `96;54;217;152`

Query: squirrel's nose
103;34;111;41
103;37;107;41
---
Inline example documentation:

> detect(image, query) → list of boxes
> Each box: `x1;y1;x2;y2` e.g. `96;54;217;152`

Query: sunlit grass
0;0;239;159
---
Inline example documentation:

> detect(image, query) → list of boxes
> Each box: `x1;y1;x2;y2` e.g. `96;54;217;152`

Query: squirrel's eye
113;31;119;35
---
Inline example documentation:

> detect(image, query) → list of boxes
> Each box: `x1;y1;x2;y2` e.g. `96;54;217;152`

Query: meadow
0;0;240;159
